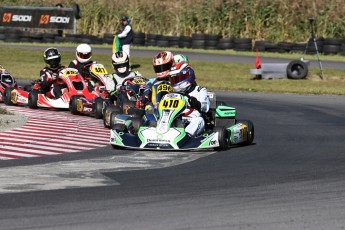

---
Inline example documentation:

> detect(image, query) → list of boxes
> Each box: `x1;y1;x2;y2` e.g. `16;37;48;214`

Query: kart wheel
94;97;104;119
107;106;121;129
112;123;126;131
237;120;255;145
23;85;32;92
129;117;142;134
214;126;230;151
69;95;82;115
28;91;38;109
3;87;14;105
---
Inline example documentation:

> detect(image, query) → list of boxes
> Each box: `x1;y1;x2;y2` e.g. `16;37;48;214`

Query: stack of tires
179;36;192;48
191;33;207;49
233;38;252;51
145;34;160;47
217;37;235;50
103;33;114;44
204;34;221;50
133;32;145;46
322;38;342;55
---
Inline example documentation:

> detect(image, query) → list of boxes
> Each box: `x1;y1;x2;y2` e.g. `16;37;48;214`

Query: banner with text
0;6;74;29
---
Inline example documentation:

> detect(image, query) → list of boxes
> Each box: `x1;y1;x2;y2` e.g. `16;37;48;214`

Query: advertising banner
0;6;74;29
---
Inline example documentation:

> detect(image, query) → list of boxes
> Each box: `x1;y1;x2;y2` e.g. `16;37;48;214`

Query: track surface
0;106;109;159
0;92;345;229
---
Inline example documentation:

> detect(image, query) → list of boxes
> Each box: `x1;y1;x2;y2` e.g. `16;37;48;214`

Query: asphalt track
0;47;345;229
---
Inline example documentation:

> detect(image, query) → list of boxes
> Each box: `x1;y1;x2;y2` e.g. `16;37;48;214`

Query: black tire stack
103;33;114;44
322;38;342;55
145;34;159;47
191;33;207;49
233;38;252;51
179;36;192;48
217;37;235;50
204;34;221;50
133;32;145;46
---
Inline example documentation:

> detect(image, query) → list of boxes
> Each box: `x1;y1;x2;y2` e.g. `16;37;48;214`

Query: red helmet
153;51;174;79
169;62;195;93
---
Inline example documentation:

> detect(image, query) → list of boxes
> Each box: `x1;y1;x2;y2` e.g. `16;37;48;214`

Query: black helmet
121;16;130;24
44;47;61;69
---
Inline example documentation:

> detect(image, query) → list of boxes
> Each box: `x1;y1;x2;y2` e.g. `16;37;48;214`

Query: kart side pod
215;106;236;118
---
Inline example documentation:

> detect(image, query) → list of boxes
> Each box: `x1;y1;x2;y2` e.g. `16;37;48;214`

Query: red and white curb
0;106;109;160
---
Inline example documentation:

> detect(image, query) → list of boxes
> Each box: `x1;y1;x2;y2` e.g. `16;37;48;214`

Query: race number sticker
132;78;146;84
91;64;108;74
61;68;78;76
157;84;173;93
159;98;184;110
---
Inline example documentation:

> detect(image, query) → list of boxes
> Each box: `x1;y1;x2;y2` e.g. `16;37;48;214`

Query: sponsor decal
40;15;70;24
12;15;32;22
2;13;32;22
2;13;12;22
50;16;70;23
147;138;170;143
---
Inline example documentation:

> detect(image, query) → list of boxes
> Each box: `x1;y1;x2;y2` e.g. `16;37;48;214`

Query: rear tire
28;91;39;109
214;126;230;151
94;97;103;119
4;87;14;105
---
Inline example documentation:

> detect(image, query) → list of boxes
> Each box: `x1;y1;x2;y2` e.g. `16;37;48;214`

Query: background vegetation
1;0;345;42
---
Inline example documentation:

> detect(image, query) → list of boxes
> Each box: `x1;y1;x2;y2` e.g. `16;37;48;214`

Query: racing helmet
43;47;61;69
112;51;130;77
76;43;92;63
121;16;130;24
173;54;189;65
169;62;195;93
153;51;174;79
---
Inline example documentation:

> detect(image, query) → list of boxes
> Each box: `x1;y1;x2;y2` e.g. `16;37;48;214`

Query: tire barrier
1;28;345;55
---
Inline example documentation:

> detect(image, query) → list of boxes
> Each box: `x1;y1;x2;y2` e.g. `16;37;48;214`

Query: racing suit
39;65;66;98
68;59;96;92
181;85;210;137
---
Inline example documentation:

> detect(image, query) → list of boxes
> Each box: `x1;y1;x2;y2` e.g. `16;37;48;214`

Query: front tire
237;120;255;145
3;87;14;105
94;97;104;119
104;105;121;128
69;95;82;115
214;126;230;151
28;90;39;109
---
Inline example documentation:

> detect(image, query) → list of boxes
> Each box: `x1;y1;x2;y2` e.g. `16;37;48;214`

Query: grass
0;107;13;115
1;43;345;96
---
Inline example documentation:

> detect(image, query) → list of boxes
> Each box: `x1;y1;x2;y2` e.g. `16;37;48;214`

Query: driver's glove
188;96;201;112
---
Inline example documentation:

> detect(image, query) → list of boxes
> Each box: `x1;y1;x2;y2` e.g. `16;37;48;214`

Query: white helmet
112;51;130;77
76;43;92;63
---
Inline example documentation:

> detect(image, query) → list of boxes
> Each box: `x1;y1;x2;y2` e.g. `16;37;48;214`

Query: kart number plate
159;98;183;110
132;78;146;85
91;64;108;75
157;84;172;93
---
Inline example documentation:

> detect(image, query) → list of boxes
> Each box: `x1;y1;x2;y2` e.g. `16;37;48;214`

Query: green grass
1;43;345;96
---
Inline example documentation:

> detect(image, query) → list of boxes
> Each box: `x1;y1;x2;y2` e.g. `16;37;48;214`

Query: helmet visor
153;62;172;74
77;52;92;60
170;72;189;85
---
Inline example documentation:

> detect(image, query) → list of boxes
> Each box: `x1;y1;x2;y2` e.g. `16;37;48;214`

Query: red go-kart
28;68;96;110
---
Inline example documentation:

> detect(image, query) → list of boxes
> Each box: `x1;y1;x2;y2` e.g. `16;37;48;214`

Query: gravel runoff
0;112;27;133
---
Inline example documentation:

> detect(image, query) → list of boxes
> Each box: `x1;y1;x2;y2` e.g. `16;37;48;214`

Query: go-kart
109;91;254;151
103;76;149;128
28;68;96;110
0;65;21;105
69;63;111;118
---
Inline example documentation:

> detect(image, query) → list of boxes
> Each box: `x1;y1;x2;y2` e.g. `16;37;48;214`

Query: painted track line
0;105;110;160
